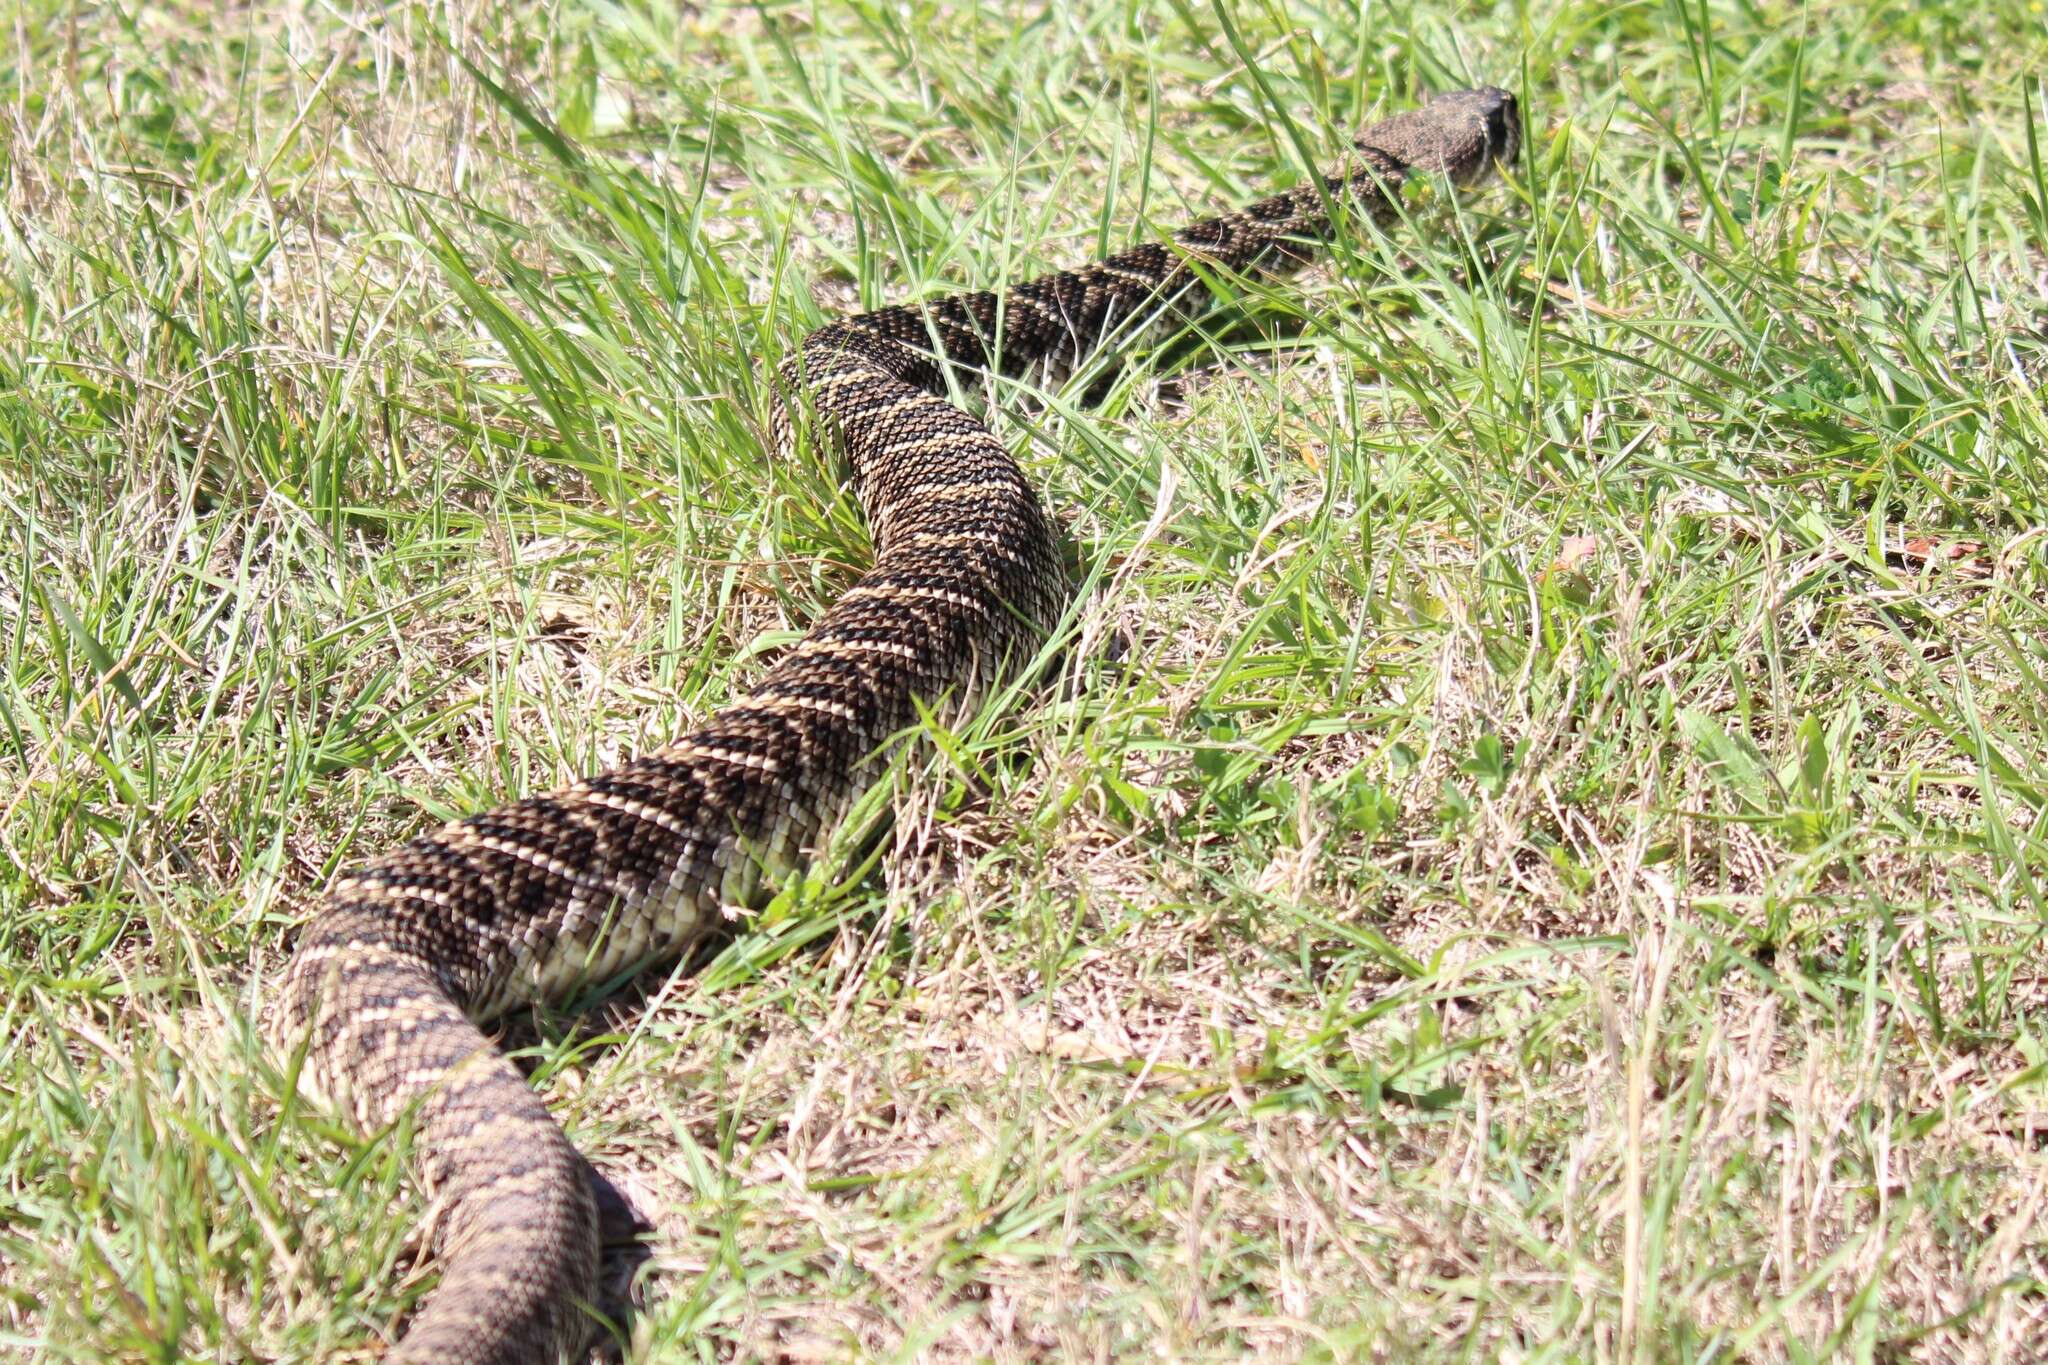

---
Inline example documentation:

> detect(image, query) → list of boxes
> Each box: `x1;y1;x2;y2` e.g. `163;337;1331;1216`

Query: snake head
1356;86;1521;183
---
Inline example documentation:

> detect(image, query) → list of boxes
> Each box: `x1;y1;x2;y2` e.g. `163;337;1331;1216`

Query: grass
3;0;2047;1358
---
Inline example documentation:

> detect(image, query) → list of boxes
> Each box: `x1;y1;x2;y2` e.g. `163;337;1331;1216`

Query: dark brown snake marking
272;88;1519;1362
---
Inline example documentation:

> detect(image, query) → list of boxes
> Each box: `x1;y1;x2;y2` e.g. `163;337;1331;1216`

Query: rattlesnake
272;86;1520;1363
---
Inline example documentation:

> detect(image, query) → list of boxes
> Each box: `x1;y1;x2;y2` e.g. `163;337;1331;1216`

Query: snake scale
271;86;1519;1362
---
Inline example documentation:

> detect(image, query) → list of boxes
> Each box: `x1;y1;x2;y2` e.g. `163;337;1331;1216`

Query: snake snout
1468;86;1522;172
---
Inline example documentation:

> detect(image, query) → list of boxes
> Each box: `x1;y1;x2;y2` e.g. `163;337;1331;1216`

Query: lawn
3;0;2046;1359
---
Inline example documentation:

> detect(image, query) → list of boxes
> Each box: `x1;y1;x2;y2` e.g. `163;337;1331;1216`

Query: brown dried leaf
1551;534;1601;573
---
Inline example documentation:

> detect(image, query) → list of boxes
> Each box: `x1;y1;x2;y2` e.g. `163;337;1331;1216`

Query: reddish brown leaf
1551;534;1600;573
1893;535;1989;576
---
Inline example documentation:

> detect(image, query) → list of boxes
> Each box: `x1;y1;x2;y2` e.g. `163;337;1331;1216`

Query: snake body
273;87;1519;1363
